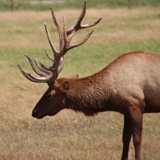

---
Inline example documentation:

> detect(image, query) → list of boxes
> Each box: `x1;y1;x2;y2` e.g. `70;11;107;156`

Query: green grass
0;6;160;160
0;0;160;11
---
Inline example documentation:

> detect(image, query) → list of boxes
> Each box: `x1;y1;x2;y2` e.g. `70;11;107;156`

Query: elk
18;1;160;160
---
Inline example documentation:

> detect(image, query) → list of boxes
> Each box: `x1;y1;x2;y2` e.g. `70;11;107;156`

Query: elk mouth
32;115;44;119
32;111;44;119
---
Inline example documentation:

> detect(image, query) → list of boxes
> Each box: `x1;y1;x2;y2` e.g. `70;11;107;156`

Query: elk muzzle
32;108;44;119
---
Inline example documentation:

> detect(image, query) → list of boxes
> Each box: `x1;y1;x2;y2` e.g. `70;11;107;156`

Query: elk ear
60;81;70;93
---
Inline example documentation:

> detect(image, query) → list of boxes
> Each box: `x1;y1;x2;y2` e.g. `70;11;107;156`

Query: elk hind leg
130;106;143;160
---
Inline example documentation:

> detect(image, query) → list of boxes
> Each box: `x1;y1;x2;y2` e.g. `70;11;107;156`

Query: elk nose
32;109;37;118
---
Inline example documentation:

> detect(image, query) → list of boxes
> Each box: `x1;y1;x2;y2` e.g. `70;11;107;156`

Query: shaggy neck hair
65;71;111;116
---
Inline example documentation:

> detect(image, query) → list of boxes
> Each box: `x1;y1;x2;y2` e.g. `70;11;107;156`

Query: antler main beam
67;1;102;35
18;0;102;85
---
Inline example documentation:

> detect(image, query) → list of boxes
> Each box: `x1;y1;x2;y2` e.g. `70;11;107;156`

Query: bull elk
18;1;160;160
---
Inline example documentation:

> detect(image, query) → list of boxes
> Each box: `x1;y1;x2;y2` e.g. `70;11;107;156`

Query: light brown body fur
32;50;160;160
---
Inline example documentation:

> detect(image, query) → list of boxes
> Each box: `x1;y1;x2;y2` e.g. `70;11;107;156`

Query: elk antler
18;0;102;85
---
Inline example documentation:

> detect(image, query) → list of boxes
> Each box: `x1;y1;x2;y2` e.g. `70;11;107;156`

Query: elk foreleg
121;115;133;160
130;106;143;160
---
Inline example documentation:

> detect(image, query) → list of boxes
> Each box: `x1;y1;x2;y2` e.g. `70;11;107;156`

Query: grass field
0;6;160;160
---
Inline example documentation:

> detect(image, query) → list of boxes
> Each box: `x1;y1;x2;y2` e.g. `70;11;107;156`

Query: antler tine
44;23;59;59
67;0;102;35
33;57;51;74
44;13;64;71
68;30;94;50
34;57;49;71
45;50;54;62
18;54;55;83
62;16;94;53
17;64;52;83
24;54;46;77
63;16;76;49
50;7;64;51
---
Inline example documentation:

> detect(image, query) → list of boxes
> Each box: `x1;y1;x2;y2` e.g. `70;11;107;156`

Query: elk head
18;1;102;119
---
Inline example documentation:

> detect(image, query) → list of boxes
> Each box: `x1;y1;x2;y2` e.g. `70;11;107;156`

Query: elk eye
47;94;52;99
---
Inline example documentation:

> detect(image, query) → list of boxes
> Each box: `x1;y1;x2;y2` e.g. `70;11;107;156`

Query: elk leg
130;107;143;160
121;115;133;160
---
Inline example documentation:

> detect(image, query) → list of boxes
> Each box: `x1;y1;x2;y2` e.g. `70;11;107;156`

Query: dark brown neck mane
66;70;111;116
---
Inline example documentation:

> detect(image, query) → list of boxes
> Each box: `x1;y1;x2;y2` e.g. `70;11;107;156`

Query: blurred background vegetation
0;0;160;11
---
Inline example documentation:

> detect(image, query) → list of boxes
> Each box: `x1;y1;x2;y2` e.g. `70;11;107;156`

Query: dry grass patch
1;7;160;160
0;7;160;48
